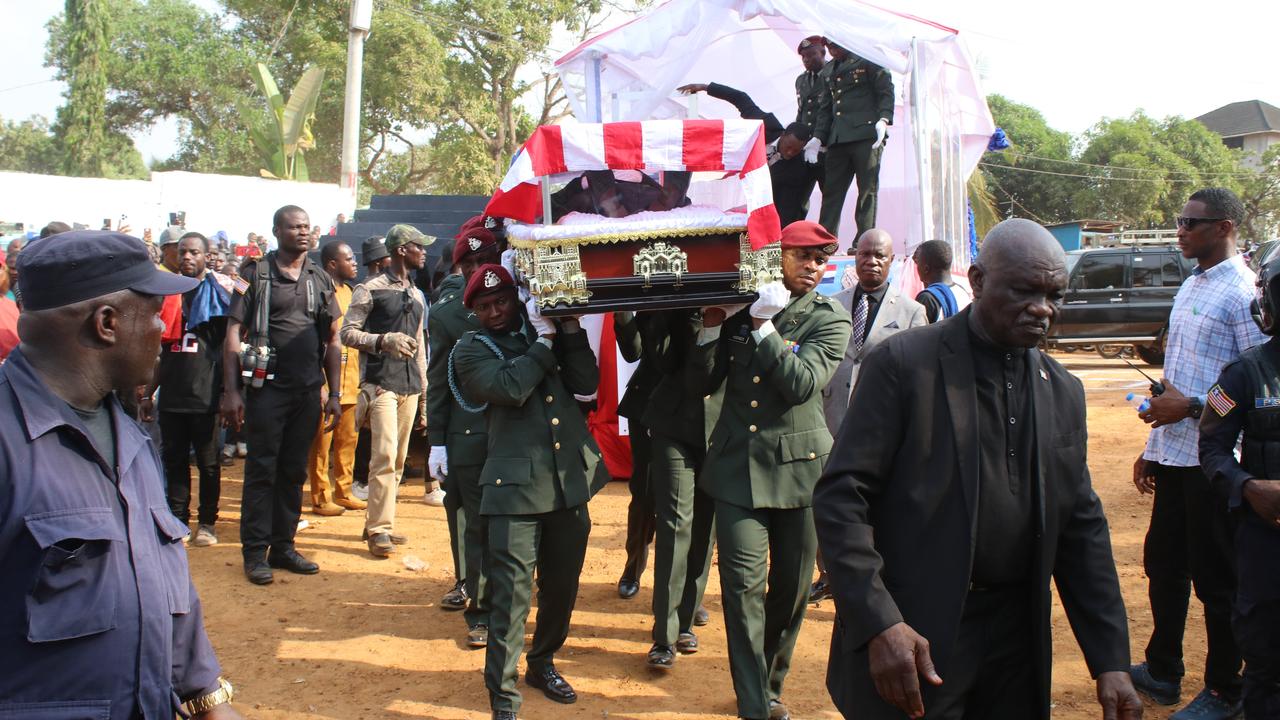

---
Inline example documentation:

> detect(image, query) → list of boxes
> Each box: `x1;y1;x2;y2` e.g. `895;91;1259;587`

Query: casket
506;207;781;316
484;119;784;316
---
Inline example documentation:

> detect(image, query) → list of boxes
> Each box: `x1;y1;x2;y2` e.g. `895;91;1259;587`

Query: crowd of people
0;31;1276;720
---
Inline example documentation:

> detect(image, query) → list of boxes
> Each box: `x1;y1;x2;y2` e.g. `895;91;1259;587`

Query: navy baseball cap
16;230;198;311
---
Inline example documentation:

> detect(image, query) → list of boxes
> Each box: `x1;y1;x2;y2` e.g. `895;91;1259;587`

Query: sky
5;0;1278;164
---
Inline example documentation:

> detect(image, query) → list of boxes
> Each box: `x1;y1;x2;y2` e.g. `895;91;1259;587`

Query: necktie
852;292;869;354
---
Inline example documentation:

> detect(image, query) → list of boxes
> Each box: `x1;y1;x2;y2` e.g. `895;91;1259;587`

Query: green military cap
385;223;429;250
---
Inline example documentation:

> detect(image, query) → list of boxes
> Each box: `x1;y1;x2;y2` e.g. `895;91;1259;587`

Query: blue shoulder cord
448;334;506;414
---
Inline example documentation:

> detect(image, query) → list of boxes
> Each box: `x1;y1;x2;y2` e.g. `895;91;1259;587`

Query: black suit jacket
707;82;811;224
813;309;1129;719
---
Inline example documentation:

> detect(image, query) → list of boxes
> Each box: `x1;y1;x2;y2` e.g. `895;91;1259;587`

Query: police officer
640;308;718;671
451;265;609;720
427;227;501;642
691;221;853;720
1200;258;1280;719
811;41;895;239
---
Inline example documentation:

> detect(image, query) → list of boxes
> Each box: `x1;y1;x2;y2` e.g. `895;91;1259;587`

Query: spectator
140;232;231;548
207;248;225;274
7;236;29;306
912;239;973;323
222;205;343;585
0;230;242;719
0;249;16;361
362;236;390;277
158;226;185;273
1131;188;1262;718
340;225;429;557
330;213;346;235
306;242;366;516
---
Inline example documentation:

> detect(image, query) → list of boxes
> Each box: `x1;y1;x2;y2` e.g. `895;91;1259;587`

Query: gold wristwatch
183;677;234;716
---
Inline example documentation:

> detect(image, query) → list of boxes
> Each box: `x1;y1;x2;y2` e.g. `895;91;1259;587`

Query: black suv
1047;245;1196;364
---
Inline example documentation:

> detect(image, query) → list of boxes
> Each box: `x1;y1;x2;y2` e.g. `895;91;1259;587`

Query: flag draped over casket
484;119;782;249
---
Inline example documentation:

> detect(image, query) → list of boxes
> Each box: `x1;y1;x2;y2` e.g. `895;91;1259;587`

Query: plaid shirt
1144;254;1264;467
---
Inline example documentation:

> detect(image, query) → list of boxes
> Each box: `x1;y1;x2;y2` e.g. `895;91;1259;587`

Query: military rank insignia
783;339;801;354
1207;384;1236;417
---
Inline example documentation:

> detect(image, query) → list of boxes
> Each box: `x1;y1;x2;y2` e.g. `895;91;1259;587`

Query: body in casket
508;206;782;317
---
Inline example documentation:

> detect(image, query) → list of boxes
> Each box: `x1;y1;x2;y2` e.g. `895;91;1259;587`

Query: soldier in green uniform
613;311;659;600
691;221;852;720
634;308;719;670
451;264;609;720
426;226;501;646
795;35;828;204
812;41;895;239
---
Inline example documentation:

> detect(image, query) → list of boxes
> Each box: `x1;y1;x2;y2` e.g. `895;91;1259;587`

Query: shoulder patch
1207;384;1237;417
233;276;250;295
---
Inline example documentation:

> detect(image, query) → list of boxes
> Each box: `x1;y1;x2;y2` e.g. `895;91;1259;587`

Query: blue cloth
0;349;221;718
186;272;231;332
967;200;979;262
924;282;960;318
987;127;1010;152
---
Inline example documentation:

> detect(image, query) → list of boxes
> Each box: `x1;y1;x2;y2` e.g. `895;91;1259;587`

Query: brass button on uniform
545;395;554;403
551;418;560;426
495;478;502;485
808;452;817;460
750;400;759;408
752;375;761;384
554;442;561;450
749;424;758;432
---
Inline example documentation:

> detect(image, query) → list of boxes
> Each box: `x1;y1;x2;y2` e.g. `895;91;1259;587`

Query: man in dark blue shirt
0;230;241;719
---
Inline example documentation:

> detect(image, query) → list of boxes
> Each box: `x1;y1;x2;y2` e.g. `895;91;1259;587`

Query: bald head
969;219;1067;348
854;228;894;290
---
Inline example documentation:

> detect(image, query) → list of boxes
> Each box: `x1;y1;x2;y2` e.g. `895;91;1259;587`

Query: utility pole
340;0;372;190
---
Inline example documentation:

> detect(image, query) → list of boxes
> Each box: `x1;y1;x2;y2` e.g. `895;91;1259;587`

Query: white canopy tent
554;0;995;267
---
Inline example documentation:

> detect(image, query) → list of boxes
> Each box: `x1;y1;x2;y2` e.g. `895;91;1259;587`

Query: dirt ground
191;353;1203;719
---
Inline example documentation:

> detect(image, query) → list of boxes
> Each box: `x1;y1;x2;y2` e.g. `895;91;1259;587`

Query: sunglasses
1175;216;1226;229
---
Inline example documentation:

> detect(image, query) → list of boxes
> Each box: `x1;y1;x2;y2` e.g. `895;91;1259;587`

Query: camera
238;344;277;388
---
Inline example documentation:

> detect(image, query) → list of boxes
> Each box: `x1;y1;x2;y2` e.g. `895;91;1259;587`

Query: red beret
453;228;498;264
459;215;484;233
463;263;515;307
797;35;826;53
780;221;838;254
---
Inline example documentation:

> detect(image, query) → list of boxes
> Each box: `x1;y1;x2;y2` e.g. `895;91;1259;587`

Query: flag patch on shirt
1207;384;1236;417
232;276;250;295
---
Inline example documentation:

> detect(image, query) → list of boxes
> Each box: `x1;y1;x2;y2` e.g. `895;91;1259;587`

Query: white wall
0;170;356;247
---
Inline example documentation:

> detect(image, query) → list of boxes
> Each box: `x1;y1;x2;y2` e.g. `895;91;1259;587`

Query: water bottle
1126;392;1150;413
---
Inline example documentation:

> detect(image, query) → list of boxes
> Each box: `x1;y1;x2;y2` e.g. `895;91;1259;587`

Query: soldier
795;35;828;210
1199;258;1280;719
691;221;853;720
640;308;718;671
451;265;609;720
811;41;895;240
613;310;659;600
427;227;501;640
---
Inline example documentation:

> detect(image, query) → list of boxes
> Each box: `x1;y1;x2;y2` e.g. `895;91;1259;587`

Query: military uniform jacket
639;309;707;449
795;69;824;131
615;311;664;422
452;322;609;517
813;54;895;146
691;291;852;509
426;274;487;463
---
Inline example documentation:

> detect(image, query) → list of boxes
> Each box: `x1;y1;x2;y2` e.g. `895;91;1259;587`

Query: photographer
221;205;343;586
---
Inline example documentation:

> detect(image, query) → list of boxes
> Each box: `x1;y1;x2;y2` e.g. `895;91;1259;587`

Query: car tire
1135;327;1167;366
1097;344;1127;359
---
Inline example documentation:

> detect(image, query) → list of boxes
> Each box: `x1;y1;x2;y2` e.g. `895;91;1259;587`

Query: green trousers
443;462;489;629
622;420;656;583
484;505;591;713
715;501;817;720
819;139;883;240
650;434;715;646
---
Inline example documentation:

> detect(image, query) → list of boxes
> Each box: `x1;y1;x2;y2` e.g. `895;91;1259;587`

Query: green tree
1240;145;1280;243
979;94;1076;223
0;116;59;175
55;0;111;176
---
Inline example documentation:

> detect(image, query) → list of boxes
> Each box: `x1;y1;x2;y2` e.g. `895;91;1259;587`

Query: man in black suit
814;218;1142;719
678;82;815;226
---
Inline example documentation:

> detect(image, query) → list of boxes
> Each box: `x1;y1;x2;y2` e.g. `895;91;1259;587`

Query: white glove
803;137;822;164
429;445;449;480
525;297;556;337
872;119;889;150
750;281;791;320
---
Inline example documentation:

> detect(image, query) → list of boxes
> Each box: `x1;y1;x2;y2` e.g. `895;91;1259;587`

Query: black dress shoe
768;699;791;720
808;579;832;603
267;549;319;574
617;578;640;599
244;559;274;585
693;605;710;626
676;631;699;654
441;580;468;611
525;665;577;704
647;643;676;669
492;712;517;720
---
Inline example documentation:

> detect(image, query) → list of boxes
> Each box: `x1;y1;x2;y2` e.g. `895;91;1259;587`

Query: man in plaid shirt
1131;188;1264;719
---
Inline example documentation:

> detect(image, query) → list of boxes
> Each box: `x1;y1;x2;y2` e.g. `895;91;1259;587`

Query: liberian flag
484;119;781;249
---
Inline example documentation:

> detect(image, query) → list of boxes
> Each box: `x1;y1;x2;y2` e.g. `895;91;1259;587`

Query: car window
1070;253;1126;290
1158;254;1185;286
1131;253;1185;288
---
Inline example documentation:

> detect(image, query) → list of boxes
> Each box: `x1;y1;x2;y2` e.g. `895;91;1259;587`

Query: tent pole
909;37;932;249
587;52;604;122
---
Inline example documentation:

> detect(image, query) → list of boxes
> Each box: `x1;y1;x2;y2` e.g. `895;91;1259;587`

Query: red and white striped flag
484;119;781;249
